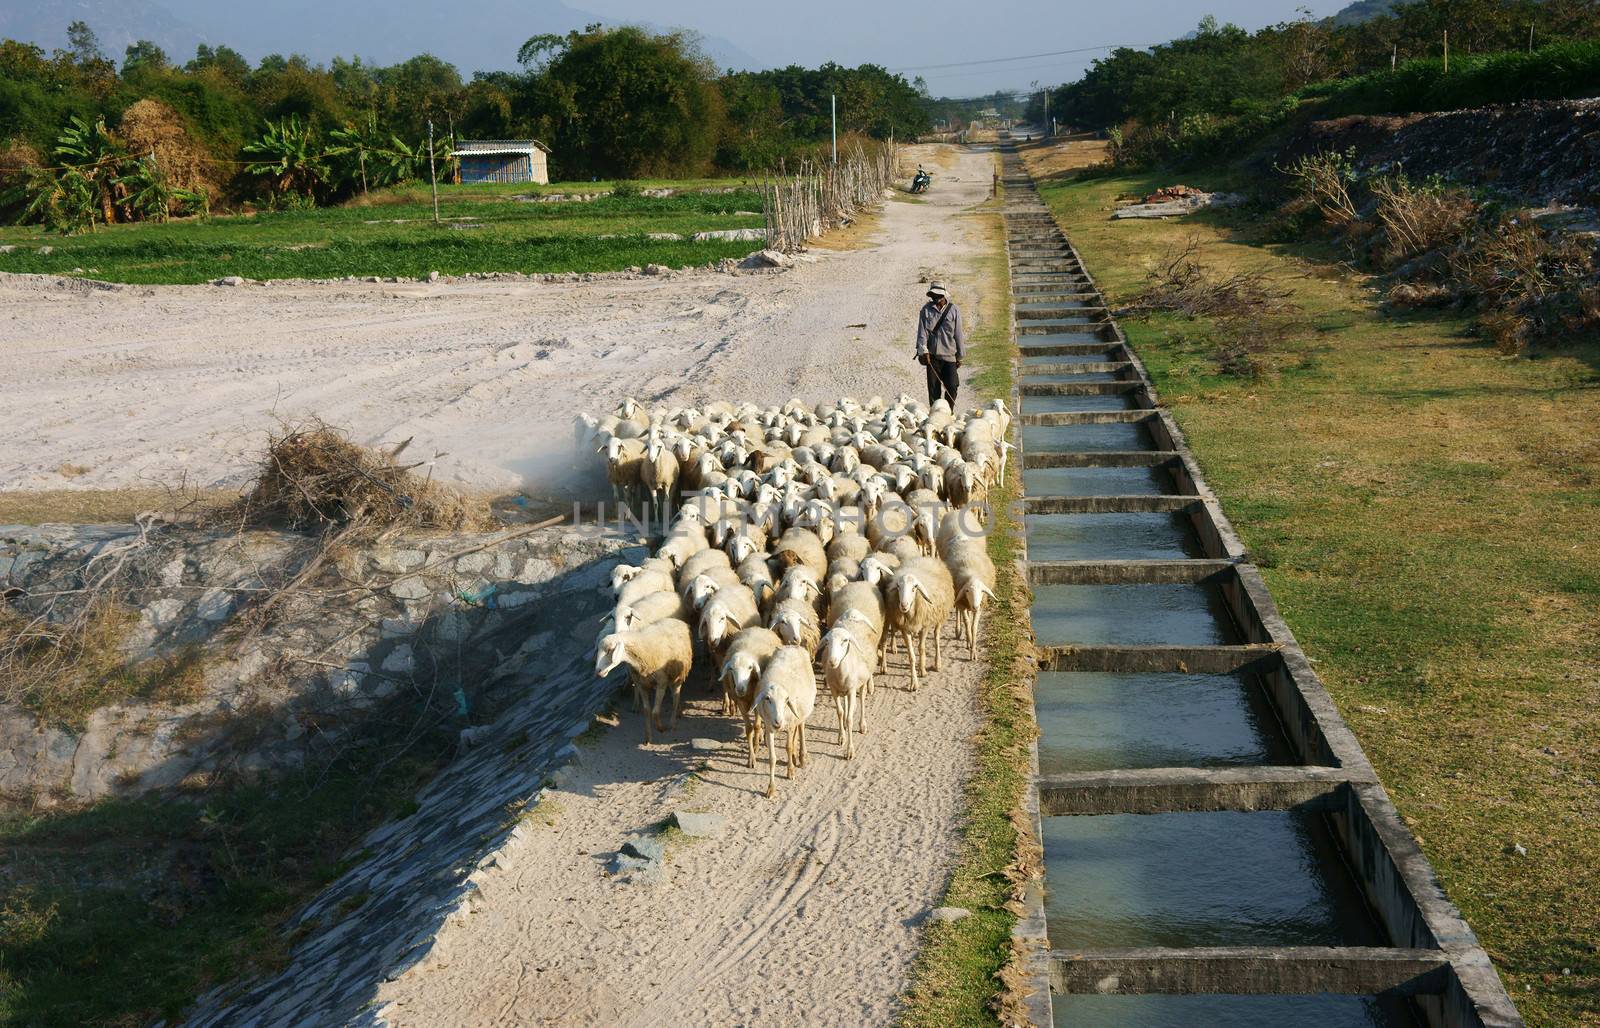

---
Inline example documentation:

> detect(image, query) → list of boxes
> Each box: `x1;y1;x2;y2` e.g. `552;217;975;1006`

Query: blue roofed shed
450;140;552;184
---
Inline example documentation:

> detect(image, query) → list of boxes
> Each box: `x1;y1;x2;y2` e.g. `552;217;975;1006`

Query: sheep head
595;635;630;678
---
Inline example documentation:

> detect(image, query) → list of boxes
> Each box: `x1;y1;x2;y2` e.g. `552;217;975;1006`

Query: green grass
900;165;1039;1027
1039;170;1600;1026
0;188;766;283
0;714;462;1026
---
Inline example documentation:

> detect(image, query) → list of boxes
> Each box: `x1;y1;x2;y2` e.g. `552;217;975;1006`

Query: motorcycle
910;167;933;194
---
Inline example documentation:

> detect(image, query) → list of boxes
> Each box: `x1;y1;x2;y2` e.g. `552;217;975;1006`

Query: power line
890;42;1151;74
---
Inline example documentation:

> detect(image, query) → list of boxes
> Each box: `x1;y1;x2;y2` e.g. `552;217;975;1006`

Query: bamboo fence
760;141;899;252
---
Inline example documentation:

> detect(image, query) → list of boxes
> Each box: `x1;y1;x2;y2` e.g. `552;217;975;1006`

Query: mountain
1330;0;1407;26
1;0;764;75
0;0;206;59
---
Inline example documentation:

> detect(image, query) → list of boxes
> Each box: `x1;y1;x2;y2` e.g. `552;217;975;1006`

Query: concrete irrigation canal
997;137;1523;1028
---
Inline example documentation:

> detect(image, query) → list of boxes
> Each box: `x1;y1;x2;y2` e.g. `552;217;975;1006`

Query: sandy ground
1;144;997;501
377;638;986;1028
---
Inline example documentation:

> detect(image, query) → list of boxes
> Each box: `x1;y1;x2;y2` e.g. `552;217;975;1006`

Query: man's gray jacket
914;300;966;361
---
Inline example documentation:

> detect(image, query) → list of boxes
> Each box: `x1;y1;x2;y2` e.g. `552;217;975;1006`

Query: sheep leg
933;622;943;672
857;683;868;734
970;609;981;658
746;716;758;769
650;681;667;738
642;685;655;745
767;729;778;798
834;693;848;751
785;728;796;779
798;721;808;769
668;679;684;730
907;635;922;692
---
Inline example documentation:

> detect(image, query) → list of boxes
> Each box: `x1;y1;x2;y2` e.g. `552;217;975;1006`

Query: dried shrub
0;598;208;730
219;419;489;533
1370;175;1477;268
1478;310;1532;355
117;99;216;200
1122;239;1296;319
1213;321;1284;380
1280;148;1360;228
1384;281;1454;310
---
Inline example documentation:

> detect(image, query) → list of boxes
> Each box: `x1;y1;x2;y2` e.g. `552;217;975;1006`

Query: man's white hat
926;281;949;299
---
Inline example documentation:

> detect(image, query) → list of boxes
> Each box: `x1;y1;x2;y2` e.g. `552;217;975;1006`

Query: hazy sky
582;0;1354;95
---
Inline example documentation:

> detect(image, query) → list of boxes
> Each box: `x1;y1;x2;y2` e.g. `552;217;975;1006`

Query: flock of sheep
584;394;1010;797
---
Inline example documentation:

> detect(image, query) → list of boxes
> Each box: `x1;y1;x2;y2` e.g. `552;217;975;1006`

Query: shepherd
914;281;965;408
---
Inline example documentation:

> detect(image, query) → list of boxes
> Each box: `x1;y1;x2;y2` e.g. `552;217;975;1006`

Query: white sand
0;144;997;502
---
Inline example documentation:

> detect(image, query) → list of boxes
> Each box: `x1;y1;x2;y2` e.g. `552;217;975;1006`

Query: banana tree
53;115;127;224
243;115;328;201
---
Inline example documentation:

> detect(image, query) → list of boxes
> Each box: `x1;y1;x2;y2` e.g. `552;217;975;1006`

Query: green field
1038;170;1600;1026
0;183;766;284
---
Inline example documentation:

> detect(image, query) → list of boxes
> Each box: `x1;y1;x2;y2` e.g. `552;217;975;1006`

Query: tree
66;21;104;65
122;40;169;76
187;44;250;84
525;26;726;179
243;114;327;199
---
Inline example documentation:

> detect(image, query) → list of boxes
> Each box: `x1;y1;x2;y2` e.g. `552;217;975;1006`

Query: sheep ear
913;580;932;602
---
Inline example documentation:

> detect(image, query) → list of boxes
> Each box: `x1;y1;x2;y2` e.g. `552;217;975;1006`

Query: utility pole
1391;44;1397;70
428;119;440;224
1443;30;1449;73
831;94;838;164
1529;23;1535;52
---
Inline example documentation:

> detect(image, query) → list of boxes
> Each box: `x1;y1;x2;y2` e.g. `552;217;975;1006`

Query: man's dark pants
925;356;959;407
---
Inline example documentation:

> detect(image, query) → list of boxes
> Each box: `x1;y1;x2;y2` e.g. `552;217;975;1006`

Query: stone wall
0;521;636;804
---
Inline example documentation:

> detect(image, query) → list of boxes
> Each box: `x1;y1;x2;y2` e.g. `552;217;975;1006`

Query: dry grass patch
0;488;231;526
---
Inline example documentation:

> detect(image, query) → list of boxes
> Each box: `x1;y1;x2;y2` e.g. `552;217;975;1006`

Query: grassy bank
1038;169;1599;1025
900;161;1039;1026
0;719;461;1025
0;188;764;283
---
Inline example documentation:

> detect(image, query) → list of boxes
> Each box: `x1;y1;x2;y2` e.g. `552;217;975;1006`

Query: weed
1369;175;1477;268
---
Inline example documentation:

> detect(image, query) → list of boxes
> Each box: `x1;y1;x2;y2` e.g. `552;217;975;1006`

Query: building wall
460;154;537;184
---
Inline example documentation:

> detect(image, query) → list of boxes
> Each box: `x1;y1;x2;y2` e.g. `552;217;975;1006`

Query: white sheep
773;526;828;580
656;522;709;569
608;590;689;633
641;435;680;522
753;645;817;798
886;556;956;691
767;595;822;654
595;618;693;745
686;565;744;611
676;546;732;593
699;584;761;662
820;627;874;759
610;556;674;594
944;539;998;657
719;625;783;735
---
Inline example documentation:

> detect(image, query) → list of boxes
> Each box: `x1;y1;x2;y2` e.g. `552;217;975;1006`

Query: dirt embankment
1272;98;1600;208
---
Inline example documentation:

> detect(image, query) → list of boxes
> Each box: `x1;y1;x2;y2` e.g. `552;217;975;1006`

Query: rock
381;644;416;675
215;275;246;286
607;853;655;878
388;577;432;601
38;245;53;255
427;270;440;282
1512;842;1528;857
928;906;971;923
195;587;233;622
692;227;766;242
621;835;665;862
644;233;683;242
671;811;725;839
689;737;721;752
641;263;672;275
742;248;792;269
158;557;187;587
455;552;492;574
372;548;427;573
0;244;14;254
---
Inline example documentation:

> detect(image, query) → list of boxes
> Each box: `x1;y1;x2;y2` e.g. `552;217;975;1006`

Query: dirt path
376;641;986;1027
1;145;996;501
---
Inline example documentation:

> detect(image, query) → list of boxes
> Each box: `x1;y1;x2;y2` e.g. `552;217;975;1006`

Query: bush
1369;174;1477;268
1299;41;1600;116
